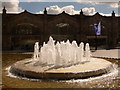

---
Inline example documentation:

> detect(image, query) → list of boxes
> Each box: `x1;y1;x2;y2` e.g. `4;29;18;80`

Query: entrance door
87;37;107;49
19;40;36;51
12;36;39;51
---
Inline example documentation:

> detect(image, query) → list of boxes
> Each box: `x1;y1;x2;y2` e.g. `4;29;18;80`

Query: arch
86;16;112;49
11;23;41;51
8;13;43;51
47;14;80;42
48;13;79;27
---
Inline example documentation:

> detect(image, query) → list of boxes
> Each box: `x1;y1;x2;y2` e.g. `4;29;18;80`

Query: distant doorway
19;40;36;51
12;36;39;51
11;23;40;51
87;36;107;49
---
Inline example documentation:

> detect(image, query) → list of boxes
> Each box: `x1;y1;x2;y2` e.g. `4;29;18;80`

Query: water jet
9;36;115;80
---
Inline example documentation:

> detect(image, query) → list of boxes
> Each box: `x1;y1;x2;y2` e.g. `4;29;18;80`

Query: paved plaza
92;49;120;59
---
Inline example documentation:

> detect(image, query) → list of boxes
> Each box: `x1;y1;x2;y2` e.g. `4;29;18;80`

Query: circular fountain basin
9;58;113;80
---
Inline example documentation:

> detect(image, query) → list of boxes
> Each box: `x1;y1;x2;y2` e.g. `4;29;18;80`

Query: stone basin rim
9;58;114;80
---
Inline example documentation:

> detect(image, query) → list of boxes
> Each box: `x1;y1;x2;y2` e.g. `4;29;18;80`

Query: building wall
2;9;120;51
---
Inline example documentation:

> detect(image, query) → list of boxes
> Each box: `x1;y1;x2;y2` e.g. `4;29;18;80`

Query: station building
2;7;120;51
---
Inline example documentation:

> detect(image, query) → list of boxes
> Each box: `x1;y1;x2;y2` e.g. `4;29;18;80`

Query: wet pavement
2;53;120;88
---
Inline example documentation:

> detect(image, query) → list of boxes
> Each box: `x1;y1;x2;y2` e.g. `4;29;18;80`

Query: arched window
55;22;70;35
14;23;39;35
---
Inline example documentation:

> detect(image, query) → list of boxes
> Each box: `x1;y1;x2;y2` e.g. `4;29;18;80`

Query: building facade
2;7;120;51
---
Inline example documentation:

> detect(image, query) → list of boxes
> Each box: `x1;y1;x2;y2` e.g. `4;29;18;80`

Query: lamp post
94;23;98;50
95;32;98;50
94;22;102;50
90;22;102;50
89;24;98;50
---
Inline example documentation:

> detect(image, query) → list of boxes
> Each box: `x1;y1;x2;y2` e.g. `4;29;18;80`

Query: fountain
9;36;115;80
33;36;90;67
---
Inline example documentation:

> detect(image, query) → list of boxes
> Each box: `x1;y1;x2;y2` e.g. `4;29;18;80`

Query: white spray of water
33;36;91;67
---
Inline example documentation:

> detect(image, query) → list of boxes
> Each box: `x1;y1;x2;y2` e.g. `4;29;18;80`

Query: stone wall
2;9;120;51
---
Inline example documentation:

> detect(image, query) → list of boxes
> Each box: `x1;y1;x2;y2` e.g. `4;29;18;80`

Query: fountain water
9;36;115;80
33;42;39;60
33;36;90;67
